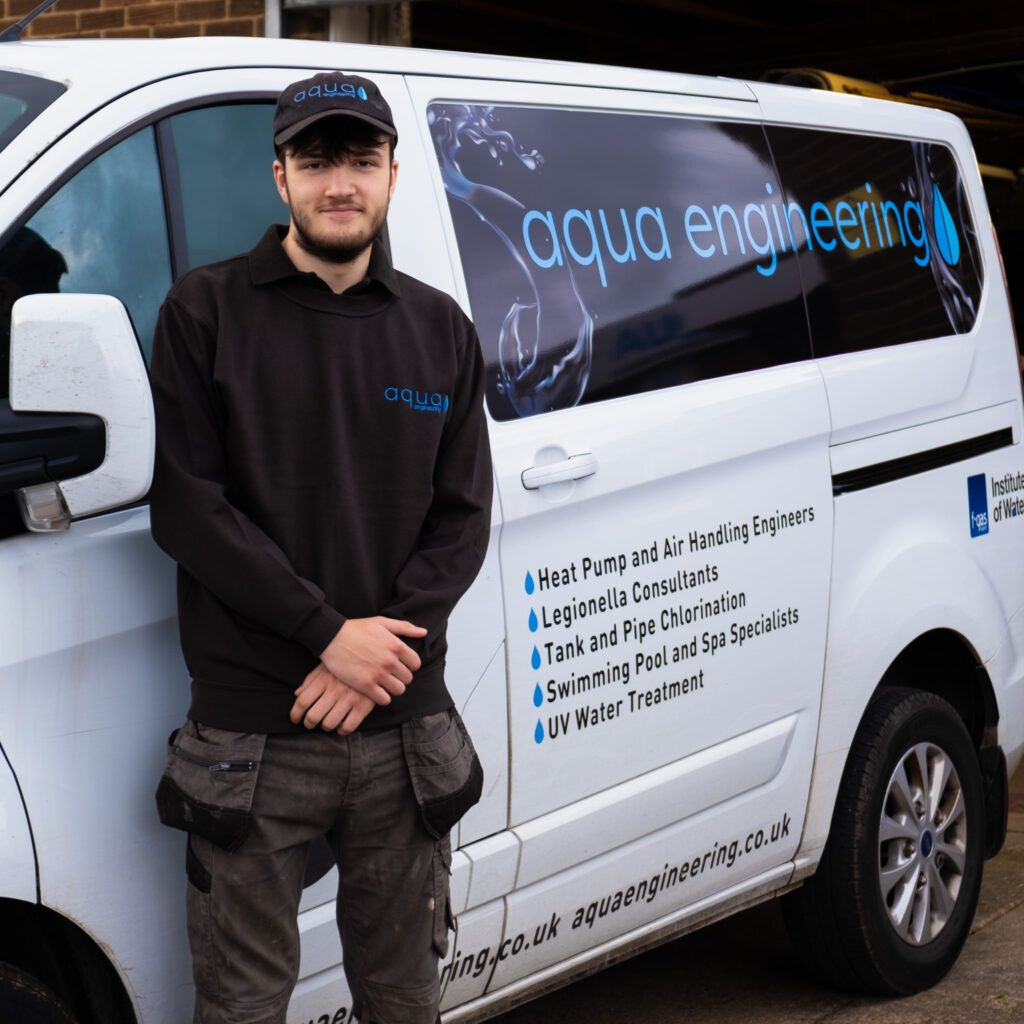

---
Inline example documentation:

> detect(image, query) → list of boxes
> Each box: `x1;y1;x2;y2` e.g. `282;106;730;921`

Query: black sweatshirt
148;224;494;733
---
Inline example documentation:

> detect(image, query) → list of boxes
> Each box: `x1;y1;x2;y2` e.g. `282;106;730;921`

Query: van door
408;75;833;986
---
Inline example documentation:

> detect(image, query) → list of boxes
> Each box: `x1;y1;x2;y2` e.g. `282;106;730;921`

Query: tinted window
0;127;172;396
767;127;983;356
426;104;811;421
0;71;65;153
169;104;285;270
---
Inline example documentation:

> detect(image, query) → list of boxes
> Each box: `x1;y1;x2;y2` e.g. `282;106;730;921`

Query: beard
289;198;389;265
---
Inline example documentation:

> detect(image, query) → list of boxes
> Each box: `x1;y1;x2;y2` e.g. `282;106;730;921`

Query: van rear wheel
782;688;984;995
0;962;78;1024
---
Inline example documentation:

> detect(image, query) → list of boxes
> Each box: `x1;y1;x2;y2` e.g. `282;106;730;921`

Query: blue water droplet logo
524;570;535;595
531;646;541;670
534;720;544;744
933;183;960;266
533;682;543;707
528;608;538;632
357;86;368;100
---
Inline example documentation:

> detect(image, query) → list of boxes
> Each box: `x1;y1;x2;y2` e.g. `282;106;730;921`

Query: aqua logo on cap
274;71;397;148
292;83;368;104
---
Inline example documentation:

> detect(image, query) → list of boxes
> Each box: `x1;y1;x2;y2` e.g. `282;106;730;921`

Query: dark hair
274;117;395;166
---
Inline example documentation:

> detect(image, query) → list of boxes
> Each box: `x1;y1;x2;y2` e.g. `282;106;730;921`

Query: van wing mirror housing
7;293;154;529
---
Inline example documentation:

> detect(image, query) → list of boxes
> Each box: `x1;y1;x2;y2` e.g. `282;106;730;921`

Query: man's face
273;128;398;264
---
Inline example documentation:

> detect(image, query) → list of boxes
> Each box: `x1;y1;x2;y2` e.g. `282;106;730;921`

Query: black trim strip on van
155;117;188;282
832;428;1013;496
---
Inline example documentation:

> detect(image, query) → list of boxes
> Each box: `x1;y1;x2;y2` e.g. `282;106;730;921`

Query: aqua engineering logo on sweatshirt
384;386;450;414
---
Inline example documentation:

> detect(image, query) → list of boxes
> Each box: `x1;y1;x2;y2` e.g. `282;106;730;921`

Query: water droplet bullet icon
534;720;544;744
524;570;535;595
528;608;538;632
531;646;541;670
533;683;543;707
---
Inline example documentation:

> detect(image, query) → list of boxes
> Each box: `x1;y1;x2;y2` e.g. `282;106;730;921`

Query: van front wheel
782;688;984;995
0;962;78;1024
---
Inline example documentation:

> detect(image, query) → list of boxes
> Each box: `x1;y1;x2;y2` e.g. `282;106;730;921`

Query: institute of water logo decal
968;473;989;538
384;386;450;414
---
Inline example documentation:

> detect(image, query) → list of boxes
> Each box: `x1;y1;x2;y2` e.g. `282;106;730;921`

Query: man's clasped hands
289;616;427;733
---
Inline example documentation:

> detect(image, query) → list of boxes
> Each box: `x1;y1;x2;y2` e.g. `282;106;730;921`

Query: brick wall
0;0;407;44
0;0;266;38
284;8;326;40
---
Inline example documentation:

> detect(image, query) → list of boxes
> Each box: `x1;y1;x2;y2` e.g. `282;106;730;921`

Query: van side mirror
2;293;154;530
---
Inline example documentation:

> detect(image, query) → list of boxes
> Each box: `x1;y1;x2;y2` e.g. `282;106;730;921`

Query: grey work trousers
179;713;457;1024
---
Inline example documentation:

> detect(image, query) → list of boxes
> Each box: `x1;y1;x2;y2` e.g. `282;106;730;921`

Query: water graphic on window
912;141;978;332
428;104;595;418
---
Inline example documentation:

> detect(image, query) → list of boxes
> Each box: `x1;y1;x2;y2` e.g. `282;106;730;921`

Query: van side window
425;104;811;421
0;127;171;396
0;71;65;154
765;127;984;357
166;104;285;271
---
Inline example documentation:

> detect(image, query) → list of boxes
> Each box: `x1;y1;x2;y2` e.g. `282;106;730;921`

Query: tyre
0;961;78;1024
782;687;985;995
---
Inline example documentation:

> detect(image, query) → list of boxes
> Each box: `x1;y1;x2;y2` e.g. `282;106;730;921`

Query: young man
149;71;493;1024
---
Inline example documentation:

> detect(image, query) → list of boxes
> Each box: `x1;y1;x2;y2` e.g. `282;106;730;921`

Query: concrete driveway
491;767;1024;1024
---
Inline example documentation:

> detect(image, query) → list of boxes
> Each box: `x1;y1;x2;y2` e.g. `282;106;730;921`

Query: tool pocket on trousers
401;708;484;840
154;718;267;853
432;834;454;959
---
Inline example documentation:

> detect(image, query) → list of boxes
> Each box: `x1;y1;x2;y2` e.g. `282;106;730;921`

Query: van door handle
521;452;597;490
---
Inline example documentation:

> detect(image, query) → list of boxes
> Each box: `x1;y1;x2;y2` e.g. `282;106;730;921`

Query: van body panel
486;746;807;989
445;864;793;1024
512;714;795;890
454;636;509;847
816;335;980;445
828;401;1020;479
0;741;35;903
799;441;1024;856
811;294;1019;450
485;362;831;826
0;506;190;1024
464;831;519;909
988;606;1024;775
439;898;507;1011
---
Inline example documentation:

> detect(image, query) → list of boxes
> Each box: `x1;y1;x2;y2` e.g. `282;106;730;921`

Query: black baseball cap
273;71;398;149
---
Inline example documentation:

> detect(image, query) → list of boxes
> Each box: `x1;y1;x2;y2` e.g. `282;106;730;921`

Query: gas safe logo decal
968;473;989;538
384;386;450;414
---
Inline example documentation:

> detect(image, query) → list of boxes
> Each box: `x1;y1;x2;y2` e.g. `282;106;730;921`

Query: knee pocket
357;975;441;1024
186;836;219;998
432;835;453;959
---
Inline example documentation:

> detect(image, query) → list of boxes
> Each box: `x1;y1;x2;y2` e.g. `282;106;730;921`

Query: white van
0;36;1021;1024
